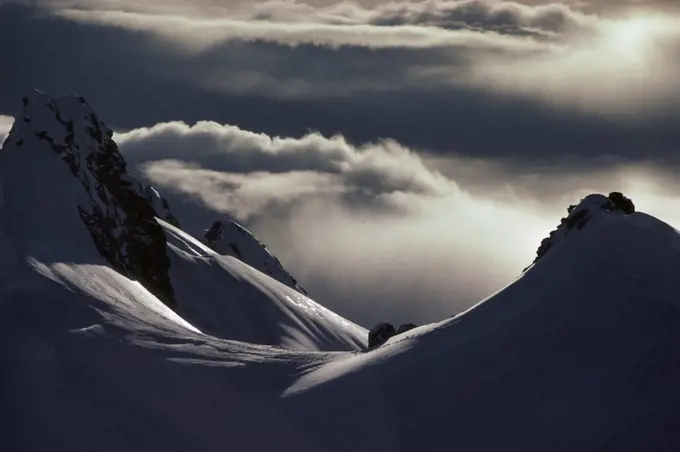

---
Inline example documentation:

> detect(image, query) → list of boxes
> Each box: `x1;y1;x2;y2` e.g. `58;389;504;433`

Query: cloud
55;7;547;52
142;160;347;219
467;13;680;114
38;0;598;36
116;118;649;327
17;0;679;117
116;120;459;211
2;0;680;163
351;0;595;35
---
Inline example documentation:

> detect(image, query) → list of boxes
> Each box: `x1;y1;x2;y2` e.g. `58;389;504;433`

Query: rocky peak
2;90;177;307
527;192;636;270
203;218;308;295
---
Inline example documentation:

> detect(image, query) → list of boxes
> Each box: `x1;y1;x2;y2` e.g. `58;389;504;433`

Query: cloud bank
115;121;553;326
2;1;679;165
107;119;680;327
42;0;680;114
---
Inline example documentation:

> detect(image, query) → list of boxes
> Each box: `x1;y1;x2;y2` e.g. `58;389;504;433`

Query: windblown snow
2;91;680;452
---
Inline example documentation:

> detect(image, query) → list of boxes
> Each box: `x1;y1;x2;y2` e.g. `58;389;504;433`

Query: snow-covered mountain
3;91;680;452
0;90;365;351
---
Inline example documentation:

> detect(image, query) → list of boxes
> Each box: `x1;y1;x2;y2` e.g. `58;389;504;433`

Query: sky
2;0;680;327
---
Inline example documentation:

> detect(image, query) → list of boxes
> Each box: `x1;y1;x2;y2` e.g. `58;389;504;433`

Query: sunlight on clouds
127;119;680;325
50;0;680;114
141;160;347;220
250;174;560;324
121;119;576;324
617;171;680;232
467;13;680;115
604;16;660;59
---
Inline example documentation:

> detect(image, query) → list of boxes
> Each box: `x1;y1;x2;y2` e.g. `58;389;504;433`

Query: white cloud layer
118;120;458;206
39;0;680;115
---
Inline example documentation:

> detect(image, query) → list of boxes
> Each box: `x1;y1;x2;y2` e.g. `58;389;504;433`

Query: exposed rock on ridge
3;90;177;307
368;322;418;349
526;192;636;270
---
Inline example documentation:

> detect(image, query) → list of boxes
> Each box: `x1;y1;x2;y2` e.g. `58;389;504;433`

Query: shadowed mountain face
2;91;177;307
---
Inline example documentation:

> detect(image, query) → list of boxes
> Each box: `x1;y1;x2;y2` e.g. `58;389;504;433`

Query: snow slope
5;190;680;452
3;91;680;452
283;207;680;451
162;218;366;350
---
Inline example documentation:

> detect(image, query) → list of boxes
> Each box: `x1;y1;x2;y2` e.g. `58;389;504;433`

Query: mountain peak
1;90;177;307
527;192;636;270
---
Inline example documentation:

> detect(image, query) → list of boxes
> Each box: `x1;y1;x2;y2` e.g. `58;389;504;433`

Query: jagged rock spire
2;90;178;307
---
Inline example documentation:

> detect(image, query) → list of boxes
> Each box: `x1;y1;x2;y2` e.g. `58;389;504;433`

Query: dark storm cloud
1;1;680;169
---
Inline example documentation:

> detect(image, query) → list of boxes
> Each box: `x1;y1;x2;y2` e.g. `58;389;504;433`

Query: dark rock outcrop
367;322;418;349
145;185;181;228
608;191;635;214
205;220;225;249
368;323;396;348
526;192;636;271
6;91;177;308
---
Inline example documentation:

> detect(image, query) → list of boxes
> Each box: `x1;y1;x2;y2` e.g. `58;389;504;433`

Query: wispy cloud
41;0;597;34
117;120;458;206
55;7;546;51
142;161;347;219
